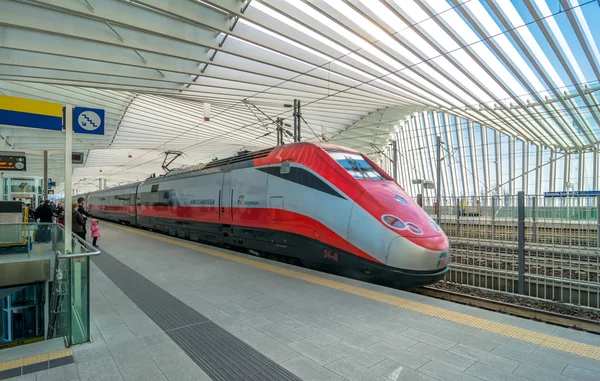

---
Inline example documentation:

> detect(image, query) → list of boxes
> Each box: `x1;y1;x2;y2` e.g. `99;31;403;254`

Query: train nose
385;235;449;272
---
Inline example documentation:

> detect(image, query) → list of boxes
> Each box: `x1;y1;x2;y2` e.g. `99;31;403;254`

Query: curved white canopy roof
0;0;598;191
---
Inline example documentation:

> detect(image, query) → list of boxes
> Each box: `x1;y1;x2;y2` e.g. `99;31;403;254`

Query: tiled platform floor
4;222;600;381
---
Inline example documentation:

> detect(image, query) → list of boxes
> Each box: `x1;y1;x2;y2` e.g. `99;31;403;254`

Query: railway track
442;224;600;247
414;285;600;334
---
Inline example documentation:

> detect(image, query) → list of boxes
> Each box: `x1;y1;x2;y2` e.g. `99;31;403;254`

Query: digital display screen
72;152;84;164
0;155;26;171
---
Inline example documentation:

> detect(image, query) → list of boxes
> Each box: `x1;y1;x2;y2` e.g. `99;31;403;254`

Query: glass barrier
0;223;99;346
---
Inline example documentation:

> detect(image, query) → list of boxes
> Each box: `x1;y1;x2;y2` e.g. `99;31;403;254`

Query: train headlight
406;222;423;235
381;214;407;230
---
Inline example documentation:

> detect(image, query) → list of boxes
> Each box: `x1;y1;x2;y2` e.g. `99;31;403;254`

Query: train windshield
327;151;385;180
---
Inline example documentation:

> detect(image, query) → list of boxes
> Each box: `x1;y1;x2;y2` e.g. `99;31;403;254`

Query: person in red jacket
90;219;101;248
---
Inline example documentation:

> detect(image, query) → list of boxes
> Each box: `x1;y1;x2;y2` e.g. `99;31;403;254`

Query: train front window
327;151;384;180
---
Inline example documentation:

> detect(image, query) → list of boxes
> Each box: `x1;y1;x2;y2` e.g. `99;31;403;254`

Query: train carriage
78;142;449;288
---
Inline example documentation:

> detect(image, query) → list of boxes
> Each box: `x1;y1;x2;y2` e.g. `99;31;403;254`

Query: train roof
145;142;360;181
90;142;362;190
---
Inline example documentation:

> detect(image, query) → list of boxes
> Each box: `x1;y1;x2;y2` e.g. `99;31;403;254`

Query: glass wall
386;111;600;199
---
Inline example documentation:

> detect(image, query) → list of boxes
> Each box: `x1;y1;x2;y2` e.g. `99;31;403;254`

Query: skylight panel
533;0;587;84
340;0;480;105
239;19;332;62
284;0;447;104
463;0;549;99
423;0;522;101
492;0;566;89
570;0;600;71
252;1;349;56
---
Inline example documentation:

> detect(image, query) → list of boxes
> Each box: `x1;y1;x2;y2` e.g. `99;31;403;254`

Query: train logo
237;195;244;205
437;252;448;267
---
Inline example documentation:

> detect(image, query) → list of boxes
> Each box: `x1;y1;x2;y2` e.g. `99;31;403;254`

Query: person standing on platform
90;219;101;248
34;200;54;242
77;197;90;238
55;203;65;222
72;202;86;242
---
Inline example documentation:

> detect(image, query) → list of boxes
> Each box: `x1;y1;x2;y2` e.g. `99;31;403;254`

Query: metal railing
420;193;600;309
0;223;100;346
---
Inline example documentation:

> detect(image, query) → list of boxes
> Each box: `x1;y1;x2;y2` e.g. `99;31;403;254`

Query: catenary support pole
98;178;102;190
391;140;398;182
436;135;442;224
43;151;48;200
297;100;301;142
276;118;283;146
65;105;73;255
293;99;301;142
293;100;297;142
517;191;525;295
597;195;600;248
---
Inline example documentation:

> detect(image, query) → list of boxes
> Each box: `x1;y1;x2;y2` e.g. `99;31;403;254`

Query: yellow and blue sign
0;95;62;131
74;107;104;135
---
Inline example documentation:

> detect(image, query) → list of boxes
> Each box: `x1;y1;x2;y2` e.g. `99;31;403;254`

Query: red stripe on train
88;205;380;263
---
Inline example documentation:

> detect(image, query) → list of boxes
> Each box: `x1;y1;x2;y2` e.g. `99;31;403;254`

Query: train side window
151;184;159;192
280;160;291;174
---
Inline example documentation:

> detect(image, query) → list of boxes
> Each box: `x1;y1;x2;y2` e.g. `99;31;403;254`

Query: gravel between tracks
428;281;600;322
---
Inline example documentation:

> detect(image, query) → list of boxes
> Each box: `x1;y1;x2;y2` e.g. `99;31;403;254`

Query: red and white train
79;143;449;287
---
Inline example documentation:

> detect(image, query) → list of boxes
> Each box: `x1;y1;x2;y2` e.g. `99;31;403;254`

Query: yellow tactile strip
113;225;600;361
0;348;72;371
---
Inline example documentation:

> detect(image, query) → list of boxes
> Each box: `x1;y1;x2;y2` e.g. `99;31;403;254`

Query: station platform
2;222;599;381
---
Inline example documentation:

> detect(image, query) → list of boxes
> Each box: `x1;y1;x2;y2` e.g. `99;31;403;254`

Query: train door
221;172;232;222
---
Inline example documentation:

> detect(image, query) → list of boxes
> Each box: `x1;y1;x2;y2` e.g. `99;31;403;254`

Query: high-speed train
79;142;449;287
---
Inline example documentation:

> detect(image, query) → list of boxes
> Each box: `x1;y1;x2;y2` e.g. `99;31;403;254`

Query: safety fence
422;193;600;309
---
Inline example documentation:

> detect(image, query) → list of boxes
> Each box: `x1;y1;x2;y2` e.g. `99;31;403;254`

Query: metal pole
98;178;102;190
532;196;537;243
297;100;301;142
392;140;398;182
436;135;442;224
276;118;283;146
65;105;73;255
597;195;600;248
293;100;298;142
43;151;48;200
456;196;461;235
517;191;525;295
491;196;496;240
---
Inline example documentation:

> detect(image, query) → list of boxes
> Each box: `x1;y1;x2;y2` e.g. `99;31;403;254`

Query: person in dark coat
35;200;54;223
72;202;86;241
55;203;65;225
34;200;54;242
77;197;90;238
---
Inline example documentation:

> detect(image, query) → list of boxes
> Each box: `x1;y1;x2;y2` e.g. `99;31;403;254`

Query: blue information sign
544;191;600;198
73;107;104;135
